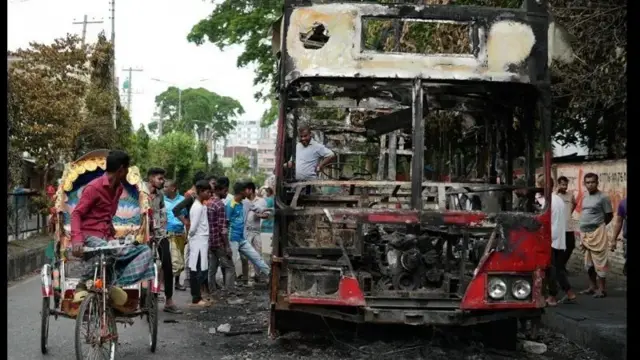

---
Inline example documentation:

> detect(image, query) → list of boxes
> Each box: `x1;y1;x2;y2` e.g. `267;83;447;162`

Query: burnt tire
40;296;50;354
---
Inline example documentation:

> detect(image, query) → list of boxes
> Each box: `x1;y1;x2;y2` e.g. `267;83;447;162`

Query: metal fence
7;191;46;241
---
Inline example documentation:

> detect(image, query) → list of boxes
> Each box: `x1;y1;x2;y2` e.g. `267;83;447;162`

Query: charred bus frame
269;0;553;338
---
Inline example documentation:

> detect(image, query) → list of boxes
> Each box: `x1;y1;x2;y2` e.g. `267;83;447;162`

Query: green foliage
126;125;152;173
188;0;282;101
224;154;251;191
8;32;134;190
147;132;205;191
148;87;243;144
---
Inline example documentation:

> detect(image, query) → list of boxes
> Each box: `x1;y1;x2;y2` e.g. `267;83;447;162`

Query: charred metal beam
388;131;398;181
363;108;412;136
288;98;405;110
411;79;425;212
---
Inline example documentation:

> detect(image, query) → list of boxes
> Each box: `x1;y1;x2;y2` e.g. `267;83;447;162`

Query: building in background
228;119;261;147
215;120;278;175
257;124;277;174
224;146;258;174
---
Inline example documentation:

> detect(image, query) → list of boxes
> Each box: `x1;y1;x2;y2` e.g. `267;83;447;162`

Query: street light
151;78;209;123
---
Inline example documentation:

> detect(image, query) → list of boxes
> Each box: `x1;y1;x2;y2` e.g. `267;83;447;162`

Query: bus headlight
512;279;532;299
488;278;507;299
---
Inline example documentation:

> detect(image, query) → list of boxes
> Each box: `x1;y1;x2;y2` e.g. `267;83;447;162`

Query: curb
542;309;626;360
7;241;50;283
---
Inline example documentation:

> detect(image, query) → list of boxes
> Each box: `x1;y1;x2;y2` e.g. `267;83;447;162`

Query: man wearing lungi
578;173;614;298
71;150;155;309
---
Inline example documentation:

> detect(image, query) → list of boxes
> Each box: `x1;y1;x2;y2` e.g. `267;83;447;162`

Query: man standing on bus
578;173;614;298
286;124;336;180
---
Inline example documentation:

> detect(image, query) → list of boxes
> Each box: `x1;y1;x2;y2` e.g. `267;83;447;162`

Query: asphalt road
7;274;224;360
8;274;605;360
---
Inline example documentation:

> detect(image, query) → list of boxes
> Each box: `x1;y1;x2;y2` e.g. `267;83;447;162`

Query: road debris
217;323;231;333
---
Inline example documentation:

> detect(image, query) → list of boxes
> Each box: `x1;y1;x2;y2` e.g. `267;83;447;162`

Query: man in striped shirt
207;178;235;296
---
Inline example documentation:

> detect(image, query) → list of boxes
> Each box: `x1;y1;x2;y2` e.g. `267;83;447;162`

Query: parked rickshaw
40;150;160;359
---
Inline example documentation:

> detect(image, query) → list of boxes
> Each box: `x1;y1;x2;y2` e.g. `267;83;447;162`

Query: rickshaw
40;150;160;359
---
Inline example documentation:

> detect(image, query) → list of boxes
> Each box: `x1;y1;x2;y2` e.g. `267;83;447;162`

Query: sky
8;0;269;131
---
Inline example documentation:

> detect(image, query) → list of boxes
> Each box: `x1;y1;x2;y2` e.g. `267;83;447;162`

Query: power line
109;0;117;129
72;15;104;47
121;67;143;114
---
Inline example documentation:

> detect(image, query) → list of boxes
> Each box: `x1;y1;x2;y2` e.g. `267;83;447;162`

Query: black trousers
189;253;207;303
547;248;572;297
155;237;173;299
563;232;576;271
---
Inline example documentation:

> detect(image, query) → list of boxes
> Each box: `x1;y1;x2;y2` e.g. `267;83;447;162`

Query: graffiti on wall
556;160;627;239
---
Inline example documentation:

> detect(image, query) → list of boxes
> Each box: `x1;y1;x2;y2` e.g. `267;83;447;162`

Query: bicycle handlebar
82;238;136;253
82;244;130;253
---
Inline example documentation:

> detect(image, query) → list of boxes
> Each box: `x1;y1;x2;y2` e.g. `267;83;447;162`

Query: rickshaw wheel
40;296;50;354
75;293;117;360
146;289;158;353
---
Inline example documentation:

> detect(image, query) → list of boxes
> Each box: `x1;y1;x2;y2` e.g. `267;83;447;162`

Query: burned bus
268;0;566;342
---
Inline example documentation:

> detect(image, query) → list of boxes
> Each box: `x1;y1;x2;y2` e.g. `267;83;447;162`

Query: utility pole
109;0;117;129
121;66;143;114
72;15;104;46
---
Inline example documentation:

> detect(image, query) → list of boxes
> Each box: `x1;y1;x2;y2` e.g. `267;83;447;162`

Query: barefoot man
578;173;614;298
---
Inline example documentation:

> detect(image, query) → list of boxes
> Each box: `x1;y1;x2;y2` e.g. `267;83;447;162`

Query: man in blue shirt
225;182;271;282
164;180;188;291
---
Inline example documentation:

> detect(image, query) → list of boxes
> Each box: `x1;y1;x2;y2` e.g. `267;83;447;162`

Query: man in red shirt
71;150;155;304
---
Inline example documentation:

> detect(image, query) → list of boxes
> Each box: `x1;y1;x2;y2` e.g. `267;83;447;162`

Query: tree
9;34;89;171
188;0;281;125
148;132;205;191
149;86;244;148
127;125;152;172
550;1;626;157
224;154;251;189
74;32;133;157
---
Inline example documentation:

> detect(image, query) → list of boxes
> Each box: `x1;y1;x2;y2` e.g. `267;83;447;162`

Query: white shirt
187;199;209;270
550;193;567;250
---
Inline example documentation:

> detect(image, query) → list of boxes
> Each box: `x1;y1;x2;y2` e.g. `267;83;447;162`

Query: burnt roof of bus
272;1;551;95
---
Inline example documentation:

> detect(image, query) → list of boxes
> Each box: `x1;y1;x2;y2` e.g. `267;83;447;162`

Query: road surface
8;274;604;360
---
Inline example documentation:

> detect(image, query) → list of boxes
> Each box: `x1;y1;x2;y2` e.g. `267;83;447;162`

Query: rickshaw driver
70;150;156;307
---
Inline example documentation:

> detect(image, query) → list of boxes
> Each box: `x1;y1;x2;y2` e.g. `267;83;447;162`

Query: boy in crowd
240;182;270;284
163;180;187;291
207;177;236;296
187;180;213;307
226;182;272;282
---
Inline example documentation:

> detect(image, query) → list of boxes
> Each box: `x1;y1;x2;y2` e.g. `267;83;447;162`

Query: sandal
163;304;183;314
545;297;558;307
593;291;607;298
579;289;595;295
558;295;578;304
189;300;210;307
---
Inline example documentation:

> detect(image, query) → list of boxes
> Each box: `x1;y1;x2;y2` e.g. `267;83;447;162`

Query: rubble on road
180;288;606;360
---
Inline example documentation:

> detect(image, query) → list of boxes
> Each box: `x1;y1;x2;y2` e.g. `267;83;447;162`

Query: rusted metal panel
282;2;550;85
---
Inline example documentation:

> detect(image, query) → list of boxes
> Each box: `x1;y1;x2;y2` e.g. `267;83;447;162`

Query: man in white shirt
537;177;576;306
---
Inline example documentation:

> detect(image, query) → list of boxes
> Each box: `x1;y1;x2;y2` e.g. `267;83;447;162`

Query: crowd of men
543;173;626;306
147;170;275;309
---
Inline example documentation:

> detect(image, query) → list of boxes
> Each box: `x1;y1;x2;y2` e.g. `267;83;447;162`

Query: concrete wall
554;160;627;285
